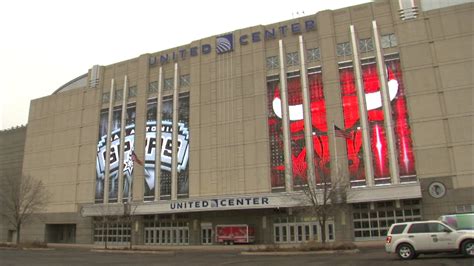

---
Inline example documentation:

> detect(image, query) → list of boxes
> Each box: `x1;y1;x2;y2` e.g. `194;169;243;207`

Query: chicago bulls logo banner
339;57;416;186
267;69;330;189
267;57;416;189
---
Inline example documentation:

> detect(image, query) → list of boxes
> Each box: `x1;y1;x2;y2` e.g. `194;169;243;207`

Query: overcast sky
0;0;371;130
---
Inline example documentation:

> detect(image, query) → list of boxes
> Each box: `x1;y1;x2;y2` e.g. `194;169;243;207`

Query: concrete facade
0;126;27;242
1;0;472;245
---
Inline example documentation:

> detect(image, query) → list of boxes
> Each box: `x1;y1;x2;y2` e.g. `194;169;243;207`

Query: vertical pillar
372;20;400;184
171;63;179;200
154;67;163;201
278;40;293;192
131;54;149;202
350;25;374;187
298;36;316;187
118;76;128;202
104;79;115;203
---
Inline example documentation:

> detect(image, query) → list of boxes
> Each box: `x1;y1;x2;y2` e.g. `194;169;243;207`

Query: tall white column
278;40;293;192
118;76;128;202
298;36;316;187
154;67;163;201
104;79;115;203
171;63;179;200
372;20;400;184
350;25;374;187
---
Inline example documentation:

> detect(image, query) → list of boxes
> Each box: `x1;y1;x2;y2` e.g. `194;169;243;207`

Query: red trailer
215;224;255;245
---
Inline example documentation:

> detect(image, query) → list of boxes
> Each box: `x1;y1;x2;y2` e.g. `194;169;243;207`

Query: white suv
385;220;474;259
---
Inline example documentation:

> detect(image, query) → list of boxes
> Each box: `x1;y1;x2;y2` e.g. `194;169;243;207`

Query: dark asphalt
0;247;472;266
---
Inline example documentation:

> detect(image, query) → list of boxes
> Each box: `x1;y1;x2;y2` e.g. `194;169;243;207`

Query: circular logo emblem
428;181;446;199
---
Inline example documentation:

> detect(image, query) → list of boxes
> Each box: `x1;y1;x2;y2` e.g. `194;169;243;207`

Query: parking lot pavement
0;246;472;266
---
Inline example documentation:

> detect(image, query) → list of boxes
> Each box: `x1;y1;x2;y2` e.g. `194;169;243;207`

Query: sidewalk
47;243;268;251
46;241;384;252
353;240;384;249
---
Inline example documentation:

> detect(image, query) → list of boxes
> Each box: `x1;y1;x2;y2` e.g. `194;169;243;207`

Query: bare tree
120;202;138;249
0;174;49;244
93;203;119;249
91;203;135;249
300;171;349;244
94;204;111;249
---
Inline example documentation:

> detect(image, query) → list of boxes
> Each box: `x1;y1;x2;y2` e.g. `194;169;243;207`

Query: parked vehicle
215;224;255;245
385;220;474;260
438;213;474;231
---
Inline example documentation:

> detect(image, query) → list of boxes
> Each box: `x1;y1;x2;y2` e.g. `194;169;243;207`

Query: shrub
20;241;48;248
0;242;16;248
331;242;357;250
254;241;357;252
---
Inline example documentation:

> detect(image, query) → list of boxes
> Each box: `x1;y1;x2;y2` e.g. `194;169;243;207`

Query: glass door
201;227;213;245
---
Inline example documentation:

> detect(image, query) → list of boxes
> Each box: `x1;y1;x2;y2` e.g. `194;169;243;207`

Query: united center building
2;0;473;245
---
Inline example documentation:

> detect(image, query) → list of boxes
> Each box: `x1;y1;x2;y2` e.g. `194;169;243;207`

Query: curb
22;248;55;251
0;247;55;251
91;249;175;255
0;247;18;250
241;249;360;256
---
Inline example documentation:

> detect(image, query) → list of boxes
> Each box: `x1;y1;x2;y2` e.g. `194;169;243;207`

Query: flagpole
332;120;339;179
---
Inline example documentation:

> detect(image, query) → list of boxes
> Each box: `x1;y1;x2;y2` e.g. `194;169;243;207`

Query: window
353;200;421;239
304;225;310;241
307;48;320;62
128;86;137;98
93;220;131;245
114;89;123;102
336;42;352;56
408;223;428;233
359;38;374;53
126;104;136;125
101;92;110;103
381;34;397;48
287;52;299;66
275;226;280;242
148;81;158;93
427;222;450;233
164;78;174;91
313;225;318;240
390;224;407;234
180;74;190;87
282;226;287;242
328;224;334;240
266;56;279;70
456;204;473;213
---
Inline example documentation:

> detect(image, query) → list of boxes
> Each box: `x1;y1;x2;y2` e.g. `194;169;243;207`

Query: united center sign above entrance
136;193;308;215
81;193;309;216
149;19;316;65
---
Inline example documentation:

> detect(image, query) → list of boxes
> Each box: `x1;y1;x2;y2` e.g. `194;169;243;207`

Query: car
385;220;474;260
438;213;474;231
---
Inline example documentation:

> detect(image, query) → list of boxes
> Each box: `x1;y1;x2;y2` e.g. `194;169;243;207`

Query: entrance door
144;228;154;244
274;222;331;243
201;226;213;245
45;224;76;243
7;230;16;243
